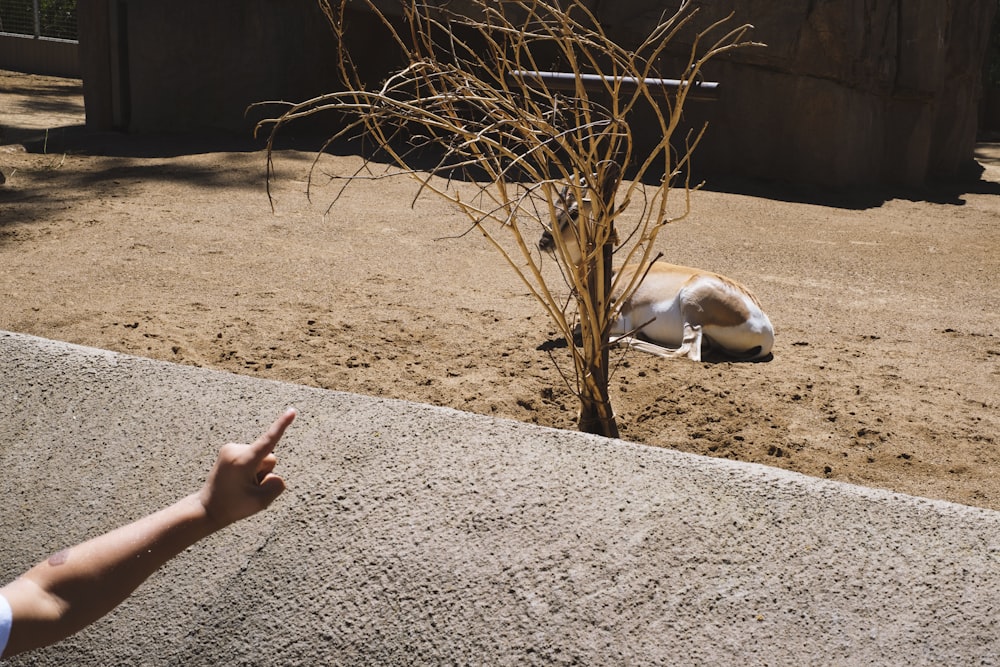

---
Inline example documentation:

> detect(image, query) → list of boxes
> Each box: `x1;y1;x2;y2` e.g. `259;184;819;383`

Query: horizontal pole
506;69;720;101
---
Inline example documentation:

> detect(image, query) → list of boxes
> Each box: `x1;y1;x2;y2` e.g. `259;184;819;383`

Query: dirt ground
2;70;999;511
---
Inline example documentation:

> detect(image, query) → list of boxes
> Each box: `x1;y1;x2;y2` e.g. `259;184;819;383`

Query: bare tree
257;0;756;437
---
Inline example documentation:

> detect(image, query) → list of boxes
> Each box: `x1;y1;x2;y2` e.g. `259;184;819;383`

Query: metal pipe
506;69;720;101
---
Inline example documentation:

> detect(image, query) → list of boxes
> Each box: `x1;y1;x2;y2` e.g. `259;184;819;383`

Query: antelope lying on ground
538;181;774;362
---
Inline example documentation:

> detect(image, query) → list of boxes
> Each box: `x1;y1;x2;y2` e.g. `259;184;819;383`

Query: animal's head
538;162;621;266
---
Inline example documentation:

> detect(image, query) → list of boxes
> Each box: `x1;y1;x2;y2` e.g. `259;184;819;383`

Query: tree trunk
576;237;619;438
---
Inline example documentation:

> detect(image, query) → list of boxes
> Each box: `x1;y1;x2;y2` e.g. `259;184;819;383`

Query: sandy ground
2;70;999;510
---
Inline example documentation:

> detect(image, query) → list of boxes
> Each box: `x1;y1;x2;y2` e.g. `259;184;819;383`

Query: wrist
178;492;222;536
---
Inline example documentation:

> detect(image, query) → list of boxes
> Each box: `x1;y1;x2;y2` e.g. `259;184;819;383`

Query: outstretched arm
0;407;297;658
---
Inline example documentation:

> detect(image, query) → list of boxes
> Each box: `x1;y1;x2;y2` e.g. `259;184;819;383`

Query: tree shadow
2;78;84;116
6;124;271;158
0;125;302;237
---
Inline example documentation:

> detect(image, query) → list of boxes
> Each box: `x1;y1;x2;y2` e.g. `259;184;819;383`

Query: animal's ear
597;160;621;206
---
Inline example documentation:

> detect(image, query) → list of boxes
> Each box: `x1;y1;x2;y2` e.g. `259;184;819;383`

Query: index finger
250;407;298;457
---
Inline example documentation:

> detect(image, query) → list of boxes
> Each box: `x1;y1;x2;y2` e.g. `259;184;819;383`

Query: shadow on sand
5;113;1000;212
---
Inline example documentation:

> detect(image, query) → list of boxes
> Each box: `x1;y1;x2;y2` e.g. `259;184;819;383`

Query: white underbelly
614;300;686;346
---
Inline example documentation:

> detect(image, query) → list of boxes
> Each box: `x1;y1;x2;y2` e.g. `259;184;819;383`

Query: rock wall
360;0;998;185
596;0;996;186
76;0;997;187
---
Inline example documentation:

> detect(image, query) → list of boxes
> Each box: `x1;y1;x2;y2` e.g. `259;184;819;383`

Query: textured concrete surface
1;330;998;665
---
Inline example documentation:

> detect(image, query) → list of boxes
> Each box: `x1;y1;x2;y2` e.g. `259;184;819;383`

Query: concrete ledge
1;330;998;664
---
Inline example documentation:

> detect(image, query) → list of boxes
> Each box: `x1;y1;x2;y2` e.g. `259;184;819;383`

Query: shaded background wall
76;0;998;187
76;0;343;134
647;1;997;186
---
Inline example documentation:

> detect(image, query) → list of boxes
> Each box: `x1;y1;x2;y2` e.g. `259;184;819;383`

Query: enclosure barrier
0;0;78;77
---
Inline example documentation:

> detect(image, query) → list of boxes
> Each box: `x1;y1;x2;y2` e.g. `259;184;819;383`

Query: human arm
0;407;296;657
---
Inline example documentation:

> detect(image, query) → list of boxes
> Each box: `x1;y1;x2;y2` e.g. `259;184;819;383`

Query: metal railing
0;0;77;42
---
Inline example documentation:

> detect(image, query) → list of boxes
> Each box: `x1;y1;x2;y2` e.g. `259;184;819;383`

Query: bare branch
258;0;755;436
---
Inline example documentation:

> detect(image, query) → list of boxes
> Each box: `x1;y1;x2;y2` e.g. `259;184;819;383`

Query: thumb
256;473;286;507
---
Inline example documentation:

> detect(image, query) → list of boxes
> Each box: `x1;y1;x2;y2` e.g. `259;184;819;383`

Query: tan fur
540;180;774;361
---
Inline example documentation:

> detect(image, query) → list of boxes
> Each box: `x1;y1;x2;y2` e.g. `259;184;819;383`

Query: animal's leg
611;324;703;361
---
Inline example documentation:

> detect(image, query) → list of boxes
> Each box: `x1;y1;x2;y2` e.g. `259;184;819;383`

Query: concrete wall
3;330;1000;665
75;0;997;187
